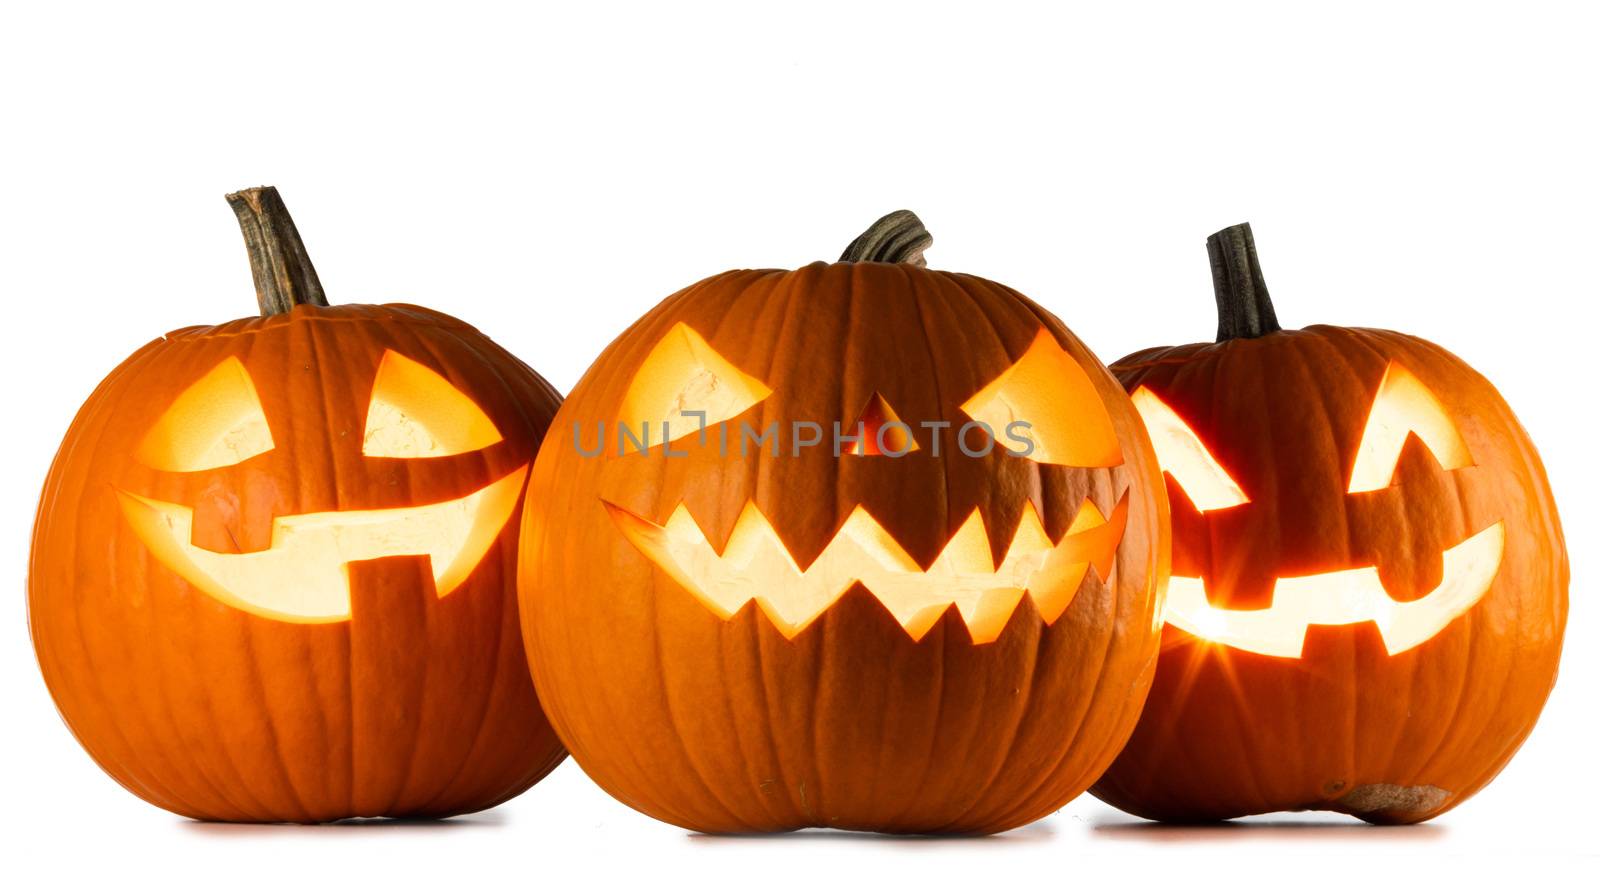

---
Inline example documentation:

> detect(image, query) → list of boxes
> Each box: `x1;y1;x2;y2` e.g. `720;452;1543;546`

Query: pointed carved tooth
1029;561;1091;623
606;500;739;617
961;587;1027;643
722;501;795;570
662;502;709;546
1066;497;1107;534
1005;501;1054;560
835;506;920;572
1088;497;1129;580
1058;495;1128;582
937;510;997;575
753;596;805;638
605;500;674;566
875;584;948;636
746;529;834;631
902;603;953;641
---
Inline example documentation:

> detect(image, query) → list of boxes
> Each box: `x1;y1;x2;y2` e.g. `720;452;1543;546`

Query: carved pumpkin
29;188;567;821
519;212;1169;834
1091;224;1568;823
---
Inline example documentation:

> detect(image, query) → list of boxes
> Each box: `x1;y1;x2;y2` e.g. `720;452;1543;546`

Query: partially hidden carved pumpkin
29;188;567;821
518;212;1169;834
1091;224;1568;823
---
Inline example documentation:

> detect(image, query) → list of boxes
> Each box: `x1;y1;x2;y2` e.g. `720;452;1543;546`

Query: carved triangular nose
845;392;919;456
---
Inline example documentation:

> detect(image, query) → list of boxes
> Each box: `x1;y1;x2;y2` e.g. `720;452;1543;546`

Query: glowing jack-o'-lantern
519;212;1169;834
29;188;567;822
1091;224;1567;824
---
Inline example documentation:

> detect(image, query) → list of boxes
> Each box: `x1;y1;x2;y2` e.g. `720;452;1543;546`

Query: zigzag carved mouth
603;494;1128;643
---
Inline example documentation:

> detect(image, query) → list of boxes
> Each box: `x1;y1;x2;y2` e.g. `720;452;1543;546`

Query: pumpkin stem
1208;222;1281;341
839;210;932;266
226;186;330;316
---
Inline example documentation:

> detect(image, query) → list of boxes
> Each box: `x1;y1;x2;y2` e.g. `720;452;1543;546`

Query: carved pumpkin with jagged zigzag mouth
519;212;1170;836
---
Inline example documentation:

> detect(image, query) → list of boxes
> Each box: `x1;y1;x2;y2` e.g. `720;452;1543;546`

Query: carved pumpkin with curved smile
1091;224;1567;824
1132;361;1504;658
29;188;567;822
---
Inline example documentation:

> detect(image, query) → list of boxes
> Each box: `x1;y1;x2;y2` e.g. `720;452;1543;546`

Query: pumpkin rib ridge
710;275;806;832
1322;339;1369;819
299;317;369;821
1292;331;1361;817
986;567;1123;830
39;363;189;814
172;536;282;819
376;322;441;817
936;269;1026;555
1393;338;1488;804
903;267;958;551
935;601;1046;830
742;605;803;828
649;578;753;830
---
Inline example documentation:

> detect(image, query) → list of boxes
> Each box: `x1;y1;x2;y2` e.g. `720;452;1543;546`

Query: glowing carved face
119;351;528;623
1132;362;1503;657
603;323;1129;643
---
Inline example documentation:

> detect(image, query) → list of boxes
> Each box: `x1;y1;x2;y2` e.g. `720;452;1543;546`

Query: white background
3;1;1595;865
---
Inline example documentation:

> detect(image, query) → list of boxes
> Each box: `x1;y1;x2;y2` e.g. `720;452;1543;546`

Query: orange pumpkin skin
519;215;1170;834
29;192;567;822
1091;227;1567;824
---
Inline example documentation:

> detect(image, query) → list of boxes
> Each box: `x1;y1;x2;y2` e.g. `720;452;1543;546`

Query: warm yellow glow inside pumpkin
363;350;504;458
960;329;1122;467
1347;362;1472;493
117;465;528;622
846;392;919;455
618;323;772;435
1129;386;1248;511
1165;521;1504;657
137;357;275;472
605;495;1127;643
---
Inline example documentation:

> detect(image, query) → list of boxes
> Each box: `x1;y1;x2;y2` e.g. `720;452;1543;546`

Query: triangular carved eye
845;392;919;456
619;323;771;435
1347;362;1471;493
138;357;274;472
1129;386;1249;511
363;351;503;458
959;328;1122;467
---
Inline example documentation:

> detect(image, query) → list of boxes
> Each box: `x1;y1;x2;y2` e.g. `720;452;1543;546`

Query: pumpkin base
1324;783;1452;825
